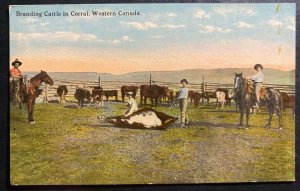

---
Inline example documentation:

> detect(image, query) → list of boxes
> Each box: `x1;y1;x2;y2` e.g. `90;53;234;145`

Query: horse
10;70;54;124
234;73;283;129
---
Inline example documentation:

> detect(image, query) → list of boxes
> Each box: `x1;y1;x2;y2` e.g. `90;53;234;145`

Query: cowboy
177;79;189;127
248;64;264;108
10;59;23;101
124;91;138;117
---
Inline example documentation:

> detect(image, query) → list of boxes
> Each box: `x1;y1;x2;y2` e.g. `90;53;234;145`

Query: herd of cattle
56;84;295;114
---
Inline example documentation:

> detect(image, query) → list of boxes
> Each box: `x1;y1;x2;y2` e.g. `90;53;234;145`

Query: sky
9;3;296;74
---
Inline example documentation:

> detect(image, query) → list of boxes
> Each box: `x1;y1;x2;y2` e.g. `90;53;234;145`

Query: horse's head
40;70;54;86
234;72;243;89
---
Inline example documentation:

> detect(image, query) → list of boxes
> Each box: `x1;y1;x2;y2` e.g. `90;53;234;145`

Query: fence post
98;76;101;87
149;74;152;85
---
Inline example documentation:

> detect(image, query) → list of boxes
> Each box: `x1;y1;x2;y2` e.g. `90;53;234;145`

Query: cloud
162;24;186;29
213;5;256;17
199;24;232;33
285;16;295;31
120;21;158;30
21;18;39;23
194;9;210;18
233;21;254;29
266;19;282;27
10;31;101;42
167;12;177;17
121;35;133;42
40;22;49;26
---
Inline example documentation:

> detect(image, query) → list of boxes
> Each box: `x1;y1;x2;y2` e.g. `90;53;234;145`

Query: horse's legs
245;106;250;128
239;107;244;127
27;99;35;123
265;104;273;128
275;106;283;129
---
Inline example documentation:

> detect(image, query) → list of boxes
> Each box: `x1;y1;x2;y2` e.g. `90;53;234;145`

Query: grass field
10;99;295;185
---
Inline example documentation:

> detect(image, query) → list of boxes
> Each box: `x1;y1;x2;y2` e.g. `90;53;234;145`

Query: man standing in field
124;91;138;117
248;64;264;108
178;79;189;127
10;59;23;103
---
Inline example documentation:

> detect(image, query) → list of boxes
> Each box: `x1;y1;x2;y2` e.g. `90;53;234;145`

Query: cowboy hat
180;79;188;84
254;64;263;70
12;59;22;67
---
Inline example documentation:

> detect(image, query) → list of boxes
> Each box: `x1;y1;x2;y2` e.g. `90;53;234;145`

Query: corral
10;78;295;184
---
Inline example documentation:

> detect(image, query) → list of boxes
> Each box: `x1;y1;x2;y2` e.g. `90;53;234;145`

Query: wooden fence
39;76;295;101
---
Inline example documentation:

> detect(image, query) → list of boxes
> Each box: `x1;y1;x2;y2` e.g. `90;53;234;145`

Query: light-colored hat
126;91;134;96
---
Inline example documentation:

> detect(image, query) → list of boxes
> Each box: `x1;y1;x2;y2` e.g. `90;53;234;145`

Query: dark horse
234;73;283;129
10;70;54;124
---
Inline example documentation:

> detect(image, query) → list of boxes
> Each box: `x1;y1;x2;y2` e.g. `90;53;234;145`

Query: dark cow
161;89;175;104
56;85;68;104
104;90;118;101
74;86;91;108
188;90;195;104
121;85;139;102
200;91;216;103
280;92;295;115
91;86;105;107
193;92;202;108
140;84;169;107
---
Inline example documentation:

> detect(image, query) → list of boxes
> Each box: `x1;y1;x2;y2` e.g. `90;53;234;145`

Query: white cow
216;91;226;109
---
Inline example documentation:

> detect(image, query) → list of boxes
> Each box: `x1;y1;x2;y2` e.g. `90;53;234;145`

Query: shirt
177;87;188;99
250;70;264;83
10;68;22;78
125;97;138;117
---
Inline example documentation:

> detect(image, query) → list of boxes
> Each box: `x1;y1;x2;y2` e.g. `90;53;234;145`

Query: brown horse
10;70;54;124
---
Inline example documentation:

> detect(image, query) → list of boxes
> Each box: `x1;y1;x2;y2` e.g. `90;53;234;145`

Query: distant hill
24;68;295;85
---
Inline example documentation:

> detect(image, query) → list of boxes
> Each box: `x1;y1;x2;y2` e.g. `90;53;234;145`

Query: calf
216;91;226;109
104;90;118;101
215;88;232;106
280;92;295;115
57;85;68;104
91;86;105;107
74;86;91;108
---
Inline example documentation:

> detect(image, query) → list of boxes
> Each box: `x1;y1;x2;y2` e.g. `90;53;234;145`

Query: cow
104;90;118;101
200;91;216;103
56;85;68;104
74;86;91;108
215;88;232;106
140;84;169;107
216;91;226;109
91;86;105;107
188;90;195;104
161;89;175;104
280;92;295;116
121;85;139;102
193;92;202;108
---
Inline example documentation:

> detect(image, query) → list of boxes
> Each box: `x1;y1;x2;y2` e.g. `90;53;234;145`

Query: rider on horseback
10;59;23;102
248;64;264;108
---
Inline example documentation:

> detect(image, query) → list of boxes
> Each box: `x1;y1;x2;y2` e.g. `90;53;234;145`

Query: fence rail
39;77;295;101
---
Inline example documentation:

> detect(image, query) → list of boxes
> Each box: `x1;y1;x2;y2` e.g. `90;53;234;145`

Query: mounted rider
248;64;264;108
10;59;23;101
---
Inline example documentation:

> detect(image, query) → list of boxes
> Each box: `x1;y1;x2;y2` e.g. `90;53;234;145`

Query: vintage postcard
9;3;295;185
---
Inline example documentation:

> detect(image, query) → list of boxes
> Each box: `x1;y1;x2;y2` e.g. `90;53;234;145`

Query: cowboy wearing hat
248;64;264;108
124;91;138;117
10;59;23;101
177;79;189;127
